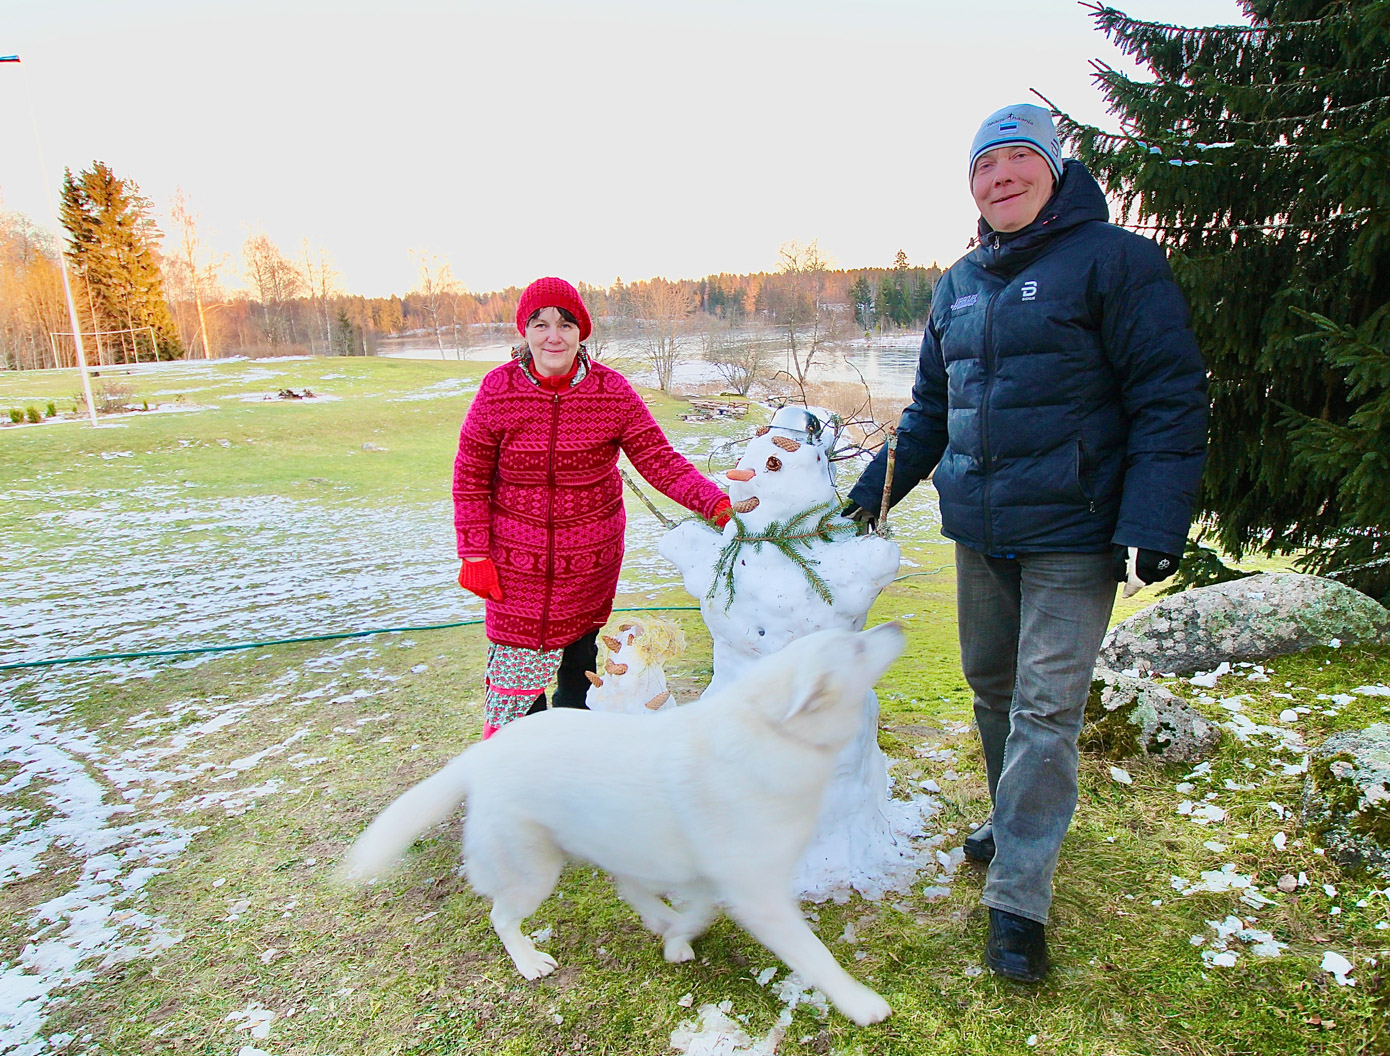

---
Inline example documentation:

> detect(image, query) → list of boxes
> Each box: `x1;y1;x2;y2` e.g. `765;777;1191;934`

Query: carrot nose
726;468;756;481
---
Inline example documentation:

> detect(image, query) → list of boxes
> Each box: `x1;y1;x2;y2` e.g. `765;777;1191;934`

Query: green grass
2;356;1388;1055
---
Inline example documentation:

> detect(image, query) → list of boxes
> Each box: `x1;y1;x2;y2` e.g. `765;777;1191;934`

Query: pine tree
1058;1;1390;599
60;162;182;361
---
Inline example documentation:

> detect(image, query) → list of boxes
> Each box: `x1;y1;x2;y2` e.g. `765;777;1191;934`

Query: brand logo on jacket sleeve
1021;281;1038;302
949;293;980;312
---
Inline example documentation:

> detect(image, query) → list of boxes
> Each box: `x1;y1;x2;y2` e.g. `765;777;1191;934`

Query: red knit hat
515;276;592;342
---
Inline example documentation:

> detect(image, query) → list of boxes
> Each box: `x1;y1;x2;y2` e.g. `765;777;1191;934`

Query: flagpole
3;54;99;425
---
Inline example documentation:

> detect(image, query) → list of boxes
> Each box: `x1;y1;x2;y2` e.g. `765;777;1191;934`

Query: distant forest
0;166;941;372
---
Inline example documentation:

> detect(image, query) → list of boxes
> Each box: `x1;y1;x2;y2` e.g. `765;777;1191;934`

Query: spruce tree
60;162;183;361
1059;1;1390;598
911;271;933;325
849;274;875;330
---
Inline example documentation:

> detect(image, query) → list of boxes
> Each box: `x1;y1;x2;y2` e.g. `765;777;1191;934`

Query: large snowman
660;407;931;898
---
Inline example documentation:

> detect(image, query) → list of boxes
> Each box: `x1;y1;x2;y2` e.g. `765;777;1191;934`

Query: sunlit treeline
1;170;941;369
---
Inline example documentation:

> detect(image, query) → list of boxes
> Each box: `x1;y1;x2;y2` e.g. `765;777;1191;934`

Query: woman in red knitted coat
454;277;731;737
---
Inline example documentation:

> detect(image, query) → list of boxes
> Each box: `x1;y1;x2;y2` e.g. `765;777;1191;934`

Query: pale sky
1;0;1246;298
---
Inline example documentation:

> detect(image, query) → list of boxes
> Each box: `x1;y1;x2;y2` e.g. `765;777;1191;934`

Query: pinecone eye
765;456;782;472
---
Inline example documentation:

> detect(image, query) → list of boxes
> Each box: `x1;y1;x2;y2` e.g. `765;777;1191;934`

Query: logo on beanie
998;121;1019;133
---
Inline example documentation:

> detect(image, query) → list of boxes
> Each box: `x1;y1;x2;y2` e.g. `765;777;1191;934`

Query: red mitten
711;496;733;528
458;557;504;601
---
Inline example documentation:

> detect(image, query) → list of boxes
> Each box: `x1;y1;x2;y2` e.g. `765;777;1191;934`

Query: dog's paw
838;987;891;1026
512;948;558;980
663;938;695;963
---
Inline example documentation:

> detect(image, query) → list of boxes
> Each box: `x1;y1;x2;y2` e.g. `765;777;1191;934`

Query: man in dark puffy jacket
845;103;1207;982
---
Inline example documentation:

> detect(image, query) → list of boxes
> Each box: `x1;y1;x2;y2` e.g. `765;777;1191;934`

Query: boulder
1100;572;1388;677
1300;724;1390;879
1081;667;1221;764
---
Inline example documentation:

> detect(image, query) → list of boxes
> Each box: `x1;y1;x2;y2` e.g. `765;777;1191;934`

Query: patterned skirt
483;641;564;729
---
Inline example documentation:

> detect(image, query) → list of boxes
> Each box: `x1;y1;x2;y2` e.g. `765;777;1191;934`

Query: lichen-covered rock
1081;667;1221;764
1099;572;1389;677
1300;724;1390;879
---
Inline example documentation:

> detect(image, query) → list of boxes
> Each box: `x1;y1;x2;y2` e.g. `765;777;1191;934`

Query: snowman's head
724;411;839;528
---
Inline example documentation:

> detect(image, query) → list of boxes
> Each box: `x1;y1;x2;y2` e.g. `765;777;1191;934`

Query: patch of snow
1198;914;1287;966
1190;663;1231;688
0;700;194;1054
670;1003;785;1056
1321;951;1355;986
390;377;478;403
1201;950;1238;967
1173;864;1255;895
1176;801;1226;825
226;1004;275;1040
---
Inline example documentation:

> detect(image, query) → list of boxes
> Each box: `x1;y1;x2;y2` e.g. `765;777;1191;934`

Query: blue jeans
955;544;1116;924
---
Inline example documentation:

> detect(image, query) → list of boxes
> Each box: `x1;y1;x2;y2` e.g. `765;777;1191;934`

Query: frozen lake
379;331;926;402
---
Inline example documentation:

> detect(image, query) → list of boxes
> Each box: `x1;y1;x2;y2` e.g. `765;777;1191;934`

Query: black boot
963;819;995;864
985;908;1048;982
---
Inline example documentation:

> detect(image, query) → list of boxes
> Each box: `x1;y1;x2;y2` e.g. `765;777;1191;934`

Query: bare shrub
90;382;134;414
701;323;775;396
636;279;695;392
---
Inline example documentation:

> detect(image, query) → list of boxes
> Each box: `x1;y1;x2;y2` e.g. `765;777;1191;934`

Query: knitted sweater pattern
453;359;726;650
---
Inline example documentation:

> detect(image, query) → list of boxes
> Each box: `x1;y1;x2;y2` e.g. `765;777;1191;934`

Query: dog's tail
338;749;478;884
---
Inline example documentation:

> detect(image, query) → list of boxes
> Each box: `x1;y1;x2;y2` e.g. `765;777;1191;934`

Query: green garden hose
0;567;947;673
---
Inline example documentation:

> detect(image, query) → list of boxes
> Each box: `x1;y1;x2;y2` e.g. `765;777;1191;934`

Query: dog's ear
781;671;834;723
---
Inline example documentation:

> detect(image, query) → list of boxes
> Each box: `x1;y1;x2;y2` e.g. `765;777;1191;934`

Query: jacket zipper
539;391;561;645
980;285;1004;554
1078;435;1097;513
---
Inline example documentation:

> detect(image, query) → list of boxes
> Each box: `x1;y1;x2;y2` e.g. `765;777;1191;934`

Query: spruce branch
706;502;857;611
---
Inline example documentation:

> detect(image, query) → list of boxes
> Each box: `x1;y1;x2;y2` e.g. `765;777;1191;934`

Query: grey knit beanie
969;104;1063;184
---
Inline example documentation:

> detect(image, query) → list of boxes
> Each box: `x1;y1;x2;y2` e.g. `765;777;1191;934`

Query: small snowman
660;407;927;898
584;617;685;715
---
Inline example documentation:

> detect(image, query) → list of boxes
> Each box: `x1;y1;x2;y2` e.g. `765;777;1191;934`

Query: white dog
341;623;905;1026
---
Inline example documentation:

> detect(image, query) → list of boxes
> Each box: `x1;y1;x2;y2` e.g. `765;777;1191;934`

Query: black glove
842;503;878;532
1111;544;1181;587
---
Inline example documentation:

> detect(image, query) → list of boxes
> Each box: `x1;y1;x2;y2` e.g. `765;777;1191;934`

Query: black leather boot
963;819;995;863
985;908;1048;982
